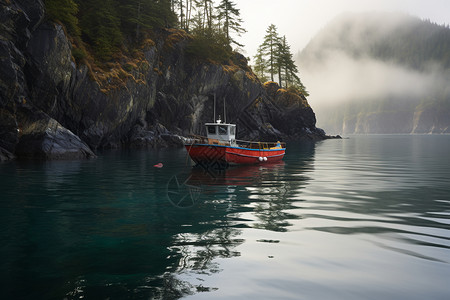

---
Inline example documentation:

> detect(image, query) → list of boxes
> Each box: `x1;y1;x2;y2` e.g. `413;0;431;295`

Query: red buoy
153;163;163;168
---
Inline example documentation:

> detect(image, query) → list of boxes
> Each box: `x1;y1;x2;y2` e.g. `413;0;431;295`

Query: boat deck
185;135;285;150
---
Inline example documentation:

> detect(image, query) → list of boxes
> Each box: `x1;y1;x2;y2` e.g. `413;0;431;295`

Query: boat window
230;126;235;135
207;126;216;134
218;125;228;135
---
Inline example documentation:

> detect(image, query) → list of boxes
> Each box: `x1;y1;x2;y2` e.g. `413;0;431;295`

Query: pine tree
216;0;246;47
176;0;185;29
253;45;268;82
276;41;283;87
260;24;280;82
279;36;294;87
120;0;176;42
189;0;213;32
185;0;194;31
255;28;309;96
279;36;309;95
77;0;122;60
199;0;213;30
45;0;80;37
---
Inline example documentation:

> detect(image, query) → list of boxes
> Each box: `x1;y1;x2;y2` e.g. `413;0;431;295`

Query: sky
230;0;450;61
224;0;450;133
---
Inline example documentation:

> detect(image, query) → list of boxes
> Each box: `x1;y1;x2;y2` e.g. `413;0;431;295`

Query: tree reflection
246;142;316;232
171;227;243;272
159;141;317;297
1;143;318;299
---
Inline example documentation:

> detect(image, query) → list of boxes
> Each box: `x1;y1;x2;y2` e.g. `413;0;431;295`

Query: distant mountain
298;12;450;134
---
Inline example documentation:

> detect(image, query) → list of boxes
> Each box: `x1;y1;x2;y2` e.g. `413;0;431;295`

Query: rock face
0;0;325;161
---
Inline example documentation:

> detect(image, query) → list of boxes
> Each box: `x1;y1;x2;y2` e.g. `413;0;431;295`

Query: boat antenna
213;93;216;122
223;97;226;123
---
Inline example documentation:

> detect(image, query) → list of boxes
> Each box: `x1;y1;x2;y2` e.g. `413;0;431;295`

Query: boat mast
223;97;226;123
213;93;216;122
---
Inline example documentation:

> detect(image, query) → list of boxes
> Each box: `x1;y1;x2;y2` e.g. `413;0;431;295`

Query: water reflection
0;144;317;299
3;136;449;299
297;136;450;266
161;142;317;295
248;142;315;232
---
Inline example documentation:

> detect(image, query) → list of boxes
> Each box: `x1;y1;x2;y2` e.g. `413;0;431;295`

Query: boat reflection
185;161;286;187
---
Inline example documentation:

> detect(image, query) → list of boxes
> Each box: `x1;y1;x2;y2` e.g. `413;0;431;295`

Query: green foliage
253;45;268;82
370;18;450;70
77;0;122;60
43;0;243;64
119;0;177;41
255;25;309;95
288;81;309;97
277;36;309;96
302;12;450;71
187;29;232;62
216;0;246;47
44;0;177;62
259;24;279;81
44;0;80;37
71;47;86;63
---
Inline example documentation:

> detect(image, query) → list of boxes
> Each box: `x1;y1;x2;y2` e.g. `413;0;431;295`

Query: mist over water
296;12;450;134
301;51;446;107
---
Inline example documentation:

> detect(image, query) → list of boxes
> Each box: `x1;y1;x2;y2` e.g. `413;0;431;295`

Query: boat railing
235;139;286;150
185;135;285;149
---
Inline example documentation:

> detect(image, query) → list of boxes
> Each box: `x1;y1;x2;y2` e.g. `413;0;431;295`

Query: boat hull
185;144;285;166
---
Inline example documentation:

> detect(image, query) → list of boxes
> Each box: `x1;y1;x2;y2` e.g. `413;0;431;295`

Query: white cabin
205;119;236;145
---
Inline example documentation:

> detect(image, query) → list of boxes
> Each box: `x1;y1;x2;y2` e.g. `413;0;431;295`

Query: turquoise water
1;135;449;299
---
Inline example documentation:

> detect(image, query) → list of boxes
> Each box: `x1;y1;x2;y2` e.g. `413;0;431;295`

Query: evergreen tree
77;0;122;60
279;36;309;95
187;27;232;62
45;0;81;37
253;45;268;82
279;36;295;87
260;24;280;82
186;0;233;62
120;0;176;42
255;28;309;96
43;0;236;63
216;0;246;47
189;0;213;32
276;41;283;87
176;0;185;29
185;0;194;31
203;0;214;30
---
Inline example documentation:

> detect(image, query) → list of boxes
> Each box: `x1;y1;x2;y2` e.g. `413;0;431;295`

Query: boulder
0;146;15;162
15;108;95;159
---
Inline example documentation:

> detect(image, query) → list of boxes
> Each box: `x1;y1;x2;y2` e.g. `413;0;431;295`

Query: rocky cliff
0;0;326;161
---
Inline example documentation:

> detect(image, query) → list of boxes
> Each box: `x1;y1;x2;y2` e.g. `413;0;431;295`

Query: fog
300;50;446;107
236;0;450;60
295;12;449;132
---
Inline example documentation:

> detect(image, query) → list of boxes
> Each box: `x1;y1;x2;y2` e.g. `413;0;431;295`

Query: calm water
1;135;449;300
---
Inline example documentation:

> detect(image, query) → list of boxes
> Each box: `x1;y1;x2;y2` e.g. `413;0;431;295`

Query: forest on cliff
298;12;450;134
44;0;246;62
1;0;323;161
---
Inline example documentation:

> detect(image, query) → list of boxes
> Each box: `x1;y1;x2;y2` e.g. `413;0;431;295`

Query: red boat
185;119;286;167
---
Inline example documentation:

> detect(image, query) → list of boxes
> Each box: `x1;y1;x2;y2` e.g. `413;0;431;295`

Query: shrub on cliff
44;0;80;37
264;81;310;109
44;0;177;62
186;29;232;63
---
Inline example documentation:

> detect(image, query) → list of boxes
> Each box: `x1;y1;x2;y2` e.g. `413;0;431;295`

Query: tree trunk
136;1;141;41
278;64;282;87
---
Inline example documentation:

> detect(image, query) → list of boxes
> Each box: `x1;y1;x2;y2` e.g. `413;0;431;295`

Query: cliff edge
0;0;327;161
